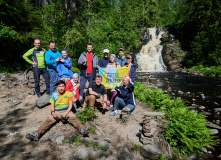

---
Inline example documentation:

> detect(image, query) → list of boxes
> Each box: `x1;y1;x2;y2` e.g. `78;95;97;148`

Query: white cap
103;49;109;53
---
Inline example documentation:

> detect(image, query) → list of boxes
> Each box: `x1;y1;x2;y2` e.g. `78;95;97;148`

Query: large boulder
35;94;51;108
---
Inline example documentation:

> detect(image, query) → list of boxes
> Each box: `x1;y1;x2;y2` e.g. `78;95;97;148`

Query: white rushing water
135;27;167;72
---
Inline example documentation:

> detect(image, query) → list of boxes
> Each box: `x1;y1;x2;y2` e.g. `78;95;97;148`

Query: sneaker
80;128;89;137
122;108;130;116
123;107;130;112
109;105;114;111
26;131;39;141
109;111;118;116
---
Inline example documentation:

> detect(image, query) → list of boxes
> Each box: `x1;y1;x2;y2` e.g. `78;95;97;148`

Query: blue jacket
57;58;73;80
125;63;136;84
45;50;62;71
115;56;126;67
115;83;136;106
98;57;110;67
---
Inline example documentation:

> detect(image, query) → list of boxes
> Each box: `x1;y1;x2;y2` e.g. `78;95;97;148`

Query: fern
134;82;217;156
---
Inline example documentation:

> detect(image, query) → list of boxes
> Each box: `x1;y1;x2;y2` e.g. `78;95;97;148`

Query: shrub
188;65;221;76
134;82;217;156
76;106;98;124
71;67;80;74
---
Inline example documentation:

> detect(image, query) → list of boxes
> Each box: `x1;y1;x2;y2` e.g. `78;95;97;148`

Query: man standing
78;43;98;100
26;80;88;141
115;48;126;67
23;39;50;97
97;49;110;68
85;75;110;111
45;41;62;94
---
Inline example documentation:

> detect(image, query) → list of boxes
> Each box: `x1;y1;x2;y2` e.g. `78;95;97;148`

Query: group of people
23;39;136;141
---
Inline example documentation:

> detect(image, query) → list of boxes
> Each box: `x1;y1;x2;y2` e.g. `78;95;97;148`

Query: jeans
49;71;58;94
37;110;83;135
114;97;136;115
79;74;93;99
33;67;50;96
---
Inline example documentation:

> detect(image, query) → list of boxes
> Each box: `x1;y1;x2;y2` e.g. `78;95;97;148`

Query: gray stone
210;129;219;135
214;108;221;111
56;135;64;144
23;81;29;85
199;106;205;110
49;130;64;144
0;95;7;98
207;122;221;130
90;150;104;159
35;94;51;108
1;75;5;81
142;112;165;116
117;146;136;160
72;147;94;159
189;154;198;160
81;137;109;151
103;138;116;143
140;143;161;160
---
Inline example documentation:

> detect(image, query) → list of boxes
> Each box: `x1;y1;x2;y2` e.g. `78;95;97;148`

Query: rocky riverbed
0;72;174;160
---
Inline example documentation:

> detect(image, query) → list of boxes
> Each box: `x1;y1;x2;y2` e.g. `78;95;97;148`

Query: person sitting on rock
26;80;88;141
85;75;110;111
57;49;73;81
124;54;136;84
106;54;121;111
109;76;136;117
65;73;82;112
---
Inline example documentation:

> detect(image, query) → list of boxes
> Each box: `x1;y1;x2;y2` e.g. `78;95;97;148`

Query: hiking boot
109;105;114;111
26;131;39;141
80;128;89;137
109;111;118;116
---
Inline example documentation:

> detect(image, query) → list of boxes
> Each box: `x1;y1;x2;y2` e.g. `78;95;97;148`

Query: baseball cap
103;49;109;53
119;48;124;51
126;54;132;59
110;54;116;58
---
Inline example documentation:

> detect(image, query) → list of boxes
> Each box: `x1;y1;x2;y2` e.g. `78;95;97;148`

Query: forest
1;0;221;72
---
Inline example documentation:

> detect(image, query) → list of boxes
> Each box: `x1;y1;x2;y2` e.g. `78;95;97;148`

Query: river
134;27;221;159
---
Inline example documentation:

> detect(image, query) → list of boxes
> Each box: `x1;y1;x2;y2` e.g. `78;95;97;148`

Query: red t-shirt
87;53;93;74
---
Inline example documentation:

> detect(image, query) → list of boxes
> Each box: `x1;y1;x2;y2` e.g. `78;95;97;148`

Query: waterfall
135;27;167;72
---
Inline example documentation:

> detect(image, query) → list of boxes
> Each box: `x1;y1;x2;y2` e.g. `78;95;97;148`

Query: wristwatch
104;101;107;104
97;94;101;98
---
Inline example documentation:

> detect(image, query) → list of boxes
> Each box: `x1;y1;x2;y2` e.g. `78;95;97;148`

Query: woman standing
106;54;121;110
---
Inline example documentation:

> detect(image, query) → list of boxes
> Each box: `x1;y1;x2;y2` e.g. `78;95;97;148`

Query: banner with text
98;67;129;89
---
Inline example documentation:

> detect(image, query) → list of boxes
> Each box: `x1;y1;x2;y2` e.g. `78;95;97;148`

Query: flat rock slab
49;130;64;144
142;112;165;116
71;147;104;160
80;137;109;151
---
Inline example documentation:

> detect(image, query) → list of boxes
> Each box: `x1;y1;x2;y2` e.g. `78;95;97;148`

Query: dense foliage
134;82;217;155
161;0;221;67
188;65;221;76
0;0;165;72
